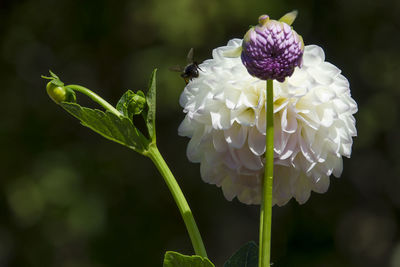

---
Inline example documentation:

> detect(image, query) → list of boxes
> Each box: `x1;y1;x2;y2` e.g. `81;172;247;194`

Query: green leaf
146;69;157;142
60;102;149;153
116;90;146;119
223;242;258;267
163;251;215;267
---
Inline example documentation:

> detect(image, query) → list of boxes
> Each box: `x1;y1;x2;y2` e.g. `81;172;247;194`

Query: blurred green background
1;0;400;266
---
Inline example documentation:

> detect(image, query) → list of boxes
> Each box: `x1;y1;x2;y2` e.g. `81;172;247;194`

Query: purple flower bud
241;14;304;81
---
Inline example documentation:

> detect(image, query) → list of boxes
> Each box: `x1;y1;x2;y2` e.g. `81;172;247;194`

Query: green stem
146;144;208;258
259;79;274;267
66;84;121;117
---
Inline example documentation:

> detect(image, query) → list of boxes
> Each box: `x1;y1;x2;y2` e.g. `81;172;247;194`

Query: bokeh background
1;0;400;266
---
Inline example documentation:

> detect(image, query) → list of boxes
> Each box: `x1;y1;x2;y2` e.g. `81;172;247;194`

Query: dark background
1;0;400;266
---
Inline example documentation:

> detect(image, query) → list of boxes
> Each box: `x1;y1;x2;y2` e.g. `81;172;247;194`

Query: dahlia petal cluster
178;39;357;206
241;15;304;81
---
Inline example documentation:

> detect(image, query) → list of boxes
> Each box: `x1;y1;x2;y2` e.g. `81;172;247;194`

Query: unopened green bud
46;82;76;104
129;90;146;115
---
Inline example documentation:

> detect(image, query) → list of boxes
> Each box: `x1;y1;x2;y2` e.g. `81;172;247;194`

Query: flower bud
129;91;146;115
46;82;76;104
241;13;304;81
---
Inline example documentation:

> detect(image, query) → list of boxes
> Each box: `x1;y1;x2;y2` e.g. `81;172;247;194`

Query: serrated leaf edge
60;102;150;154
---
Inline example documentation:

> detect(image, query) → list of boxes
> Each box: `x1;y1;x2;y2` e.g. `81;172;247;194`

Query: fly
170;48;202;84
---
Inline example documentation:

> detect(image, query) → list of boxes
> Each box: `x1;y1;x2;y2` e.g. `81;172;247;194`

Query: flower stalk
68;84;208;258
66;84;122;117
146;144;208;258
44;71;208;259
259;79;274;267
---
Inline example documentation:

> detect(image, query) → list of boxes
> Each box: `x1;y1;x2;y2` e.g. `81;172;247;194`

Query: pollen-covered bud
241;12;304;81
46;82;76;104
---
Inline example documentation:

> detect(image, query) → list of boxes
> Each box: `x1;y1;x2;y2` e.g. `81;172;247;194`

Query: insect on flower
170;48;202;84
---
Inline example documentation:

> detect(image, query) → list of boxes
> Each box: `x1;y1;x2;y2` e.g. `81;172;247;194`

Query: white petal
239;190;259;206
341;142;352;158
222;150;240;170
236;146;263;171
248;127;266;156
186;127;206;162
333;98;350;113
210;106;231;130
274;114;290;156
308;66;334;85
317;105;336;127
212;130;228;152
224;122;247;148
298;128;316;163
287;68;310;87
314;86;336;103
200;152;219;183
221;177;238;201
346;97;358;114
280;132;298;160
256;106;266;134
342;115;357;136
274;98;289;113
292;153;316;173
330;154;343;177
223;86;241;109
320;62;341;77
312;175;330;193
301;125;316;145
293;174;312;204
281;108;298;133
178;117;194;137
231;107;256;126
227;38;242;47
303;45;325;66
274;166;296;206
237;90;259;108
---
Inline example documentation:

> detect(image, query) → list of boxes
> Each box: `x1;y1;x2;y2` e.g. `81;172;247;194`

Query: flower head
179;39;357;206
241;13;304;81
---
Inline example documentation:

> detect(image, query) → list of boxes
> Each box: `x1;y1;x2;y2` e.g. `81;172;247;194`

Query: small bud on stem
46;82;76;104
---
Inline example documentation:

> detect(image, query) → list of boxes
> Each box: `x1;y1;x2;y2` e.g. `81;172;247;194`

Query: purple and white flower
178;39;357;206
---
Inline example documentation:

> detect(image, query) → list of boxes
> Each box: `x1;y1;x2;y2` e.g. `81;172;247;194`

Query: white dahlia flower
178;39;357;206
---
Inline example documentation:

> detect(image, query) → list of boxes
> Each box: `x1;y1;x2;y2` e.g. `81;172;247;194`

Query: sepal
43;71;76;104
279;10;298;26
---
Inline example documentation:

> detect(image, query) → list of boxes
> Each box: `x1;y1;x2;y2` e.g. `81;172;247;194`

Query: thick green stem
66;84;121;117
146;144;208;258
259;79;274;267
